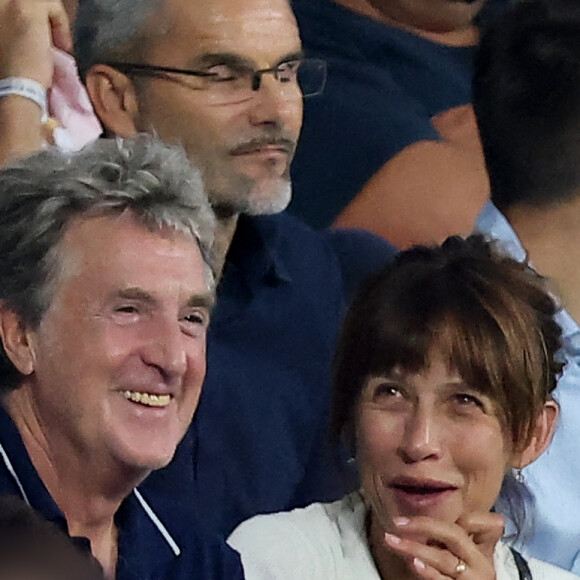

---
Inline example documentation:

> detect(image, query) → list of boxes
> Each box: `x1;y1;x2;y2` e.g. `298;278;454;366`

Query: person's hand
383;512;504;580
0;0;71;86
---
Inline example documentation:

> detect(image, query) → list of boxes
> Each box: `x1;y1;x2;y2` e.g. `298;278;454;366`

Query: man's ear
511;400;559;469
0;306;37;376
84;64;141;137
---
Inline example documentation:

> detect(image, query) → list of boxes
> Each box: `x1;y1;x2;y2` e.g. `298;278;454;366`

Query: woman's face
356;353;515;532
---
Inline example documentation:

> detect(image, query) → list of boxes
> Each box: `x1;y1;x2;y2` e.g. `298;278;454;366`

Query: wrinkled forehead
144;0;302;67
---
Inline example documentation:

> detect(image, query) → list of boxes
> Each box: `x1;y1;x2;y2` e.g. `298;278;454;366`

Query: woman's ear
511;400;559;469
84;64;141;137
0;306;37;377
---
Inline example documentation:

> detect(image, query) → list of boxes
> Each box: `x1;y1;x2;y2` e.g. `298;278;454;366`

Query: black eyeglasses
106;58;327;105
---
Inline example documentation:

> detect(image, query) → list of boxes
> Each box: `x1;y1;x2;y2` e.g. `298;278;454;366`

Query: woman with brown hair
229;235;577;580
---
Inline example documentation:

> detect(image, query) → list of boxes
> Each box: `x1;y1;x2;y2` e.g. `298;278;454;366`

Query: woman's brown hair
332;235;563;453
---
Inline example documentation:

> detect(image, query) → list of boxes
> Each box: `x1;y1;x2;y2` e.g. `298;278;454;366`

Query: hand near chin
383;511;504;580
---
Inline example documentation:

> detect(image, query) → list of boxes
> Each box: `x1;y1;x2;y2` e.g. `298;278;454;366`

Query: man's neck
213;213;240;282
332;0;480;46
4;388;141;579
506;199;580;323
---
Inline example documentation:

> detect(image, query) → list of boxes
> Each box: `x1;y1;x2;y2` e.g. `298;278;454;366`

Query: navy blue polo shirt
144;213;395;537
288;0;509;229
0;406;244;580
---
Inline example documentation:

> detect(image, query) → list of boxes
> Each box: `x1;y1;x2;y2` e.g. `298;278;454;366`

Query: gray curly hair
0;135;216;392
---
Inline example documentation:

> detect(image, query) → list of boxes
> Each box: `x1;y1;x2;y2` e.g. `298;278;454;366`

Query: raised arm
333;105;490;249
0;0;71;165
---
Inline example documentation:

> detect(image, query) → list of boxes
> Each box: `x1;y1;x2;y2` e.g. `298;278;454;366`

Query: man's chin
210;177;292;217
244;178;292;216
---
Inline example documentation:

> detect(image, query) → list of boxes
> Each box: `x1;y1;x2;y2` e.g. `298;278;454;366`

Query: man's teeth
122;391;171;407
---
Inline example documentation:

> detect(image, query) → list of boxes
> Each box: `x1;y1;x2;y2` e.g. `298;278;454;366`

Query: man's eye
183;311;207;326
277;60;300;82
115;305;139;314
206;65;244;82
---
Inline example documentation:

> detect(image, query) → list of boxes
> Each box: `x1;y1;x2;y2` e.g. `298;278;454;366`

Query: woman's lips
388;478;458;513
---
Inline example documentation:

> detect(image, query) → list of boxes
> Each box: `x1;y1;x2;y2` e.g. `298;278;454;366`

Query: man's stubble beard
203;160;293;219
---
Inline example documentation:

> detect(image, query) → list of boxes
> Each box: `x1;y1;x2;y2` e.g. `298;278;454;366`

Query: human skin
2;212;213;576
324;0;491;248
89;0;303;220
356;354;556;580
359;0;486;36
0;0;72;164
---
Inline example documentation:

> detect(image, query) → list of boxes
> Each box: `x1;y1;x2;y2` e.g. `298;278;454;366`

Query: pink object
48;48;102;150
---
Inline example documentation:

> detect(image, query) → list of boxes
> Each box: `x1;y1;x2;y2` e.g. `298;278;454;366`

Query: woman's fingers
456;512;505;558
383;515;497;580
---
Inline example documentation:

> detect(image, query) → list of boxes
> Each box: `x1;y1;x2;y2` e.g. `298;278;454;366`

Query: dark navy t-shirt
288;0;508;229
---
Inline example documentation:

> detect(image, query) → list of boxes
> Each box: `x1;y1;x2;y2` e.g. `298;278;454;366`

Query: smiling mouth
122;391;172;407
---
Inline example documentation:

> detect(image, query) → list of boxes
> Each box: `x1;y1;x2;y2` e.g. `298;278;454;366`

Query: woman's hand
0;0;71;86
383;512;504;580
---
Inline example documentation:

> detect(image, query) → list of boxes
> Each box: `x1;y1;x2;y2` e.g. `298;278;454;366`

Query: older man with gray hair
0;135;244;580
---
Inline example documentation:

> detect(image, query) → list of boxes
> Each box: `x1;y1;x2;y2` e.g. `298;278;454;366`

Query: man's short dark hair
473;0;580;211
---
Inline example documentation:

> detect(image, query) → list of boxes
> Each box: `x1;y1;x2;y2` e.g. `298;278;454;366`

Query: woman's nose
397;407;443;463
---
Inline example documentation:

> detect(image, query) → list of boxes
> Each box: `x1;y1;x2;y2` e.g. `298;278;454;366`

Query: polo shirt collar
0;406;63;525
0;406;181;578
226;215;292;287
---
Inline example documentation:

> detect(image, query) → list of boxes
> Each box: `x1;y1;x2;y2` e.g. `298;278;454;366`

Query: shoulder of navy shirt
143;212;396;537
0;406;245;580
288;0;509;229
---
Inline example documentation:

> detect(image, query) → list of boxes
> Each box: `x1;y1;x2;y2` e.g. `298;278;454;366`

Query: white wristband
0;77;48;122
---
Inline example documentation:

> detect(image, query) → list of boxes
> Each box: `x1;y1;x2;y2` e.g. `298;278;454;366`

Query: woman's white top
228;493;579;580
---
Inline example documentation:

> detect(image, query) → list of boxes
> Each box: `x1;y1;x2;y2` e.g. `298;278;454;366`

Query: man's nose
141;319;188;381
397;406;443;463
248;74;302;127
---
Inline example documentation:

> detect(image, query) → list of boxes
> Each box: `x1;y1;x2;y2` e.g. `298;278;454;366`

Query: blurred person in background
72;0;396;538
474;0;580;571
289;0;510;248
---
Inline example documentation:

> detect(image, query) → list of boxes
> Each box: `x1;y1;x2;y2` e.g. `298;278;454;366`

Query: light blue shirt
477;202;580;573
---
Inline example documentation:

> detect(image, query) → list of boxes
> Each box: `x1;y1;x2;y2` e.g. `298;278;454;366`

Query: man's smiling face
23;212;213;475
